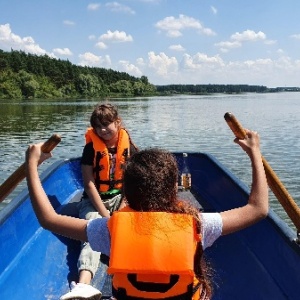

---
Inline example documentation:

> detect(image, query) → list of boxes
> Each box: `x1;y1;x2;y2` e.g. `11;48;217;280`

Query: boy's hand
234;129;260;155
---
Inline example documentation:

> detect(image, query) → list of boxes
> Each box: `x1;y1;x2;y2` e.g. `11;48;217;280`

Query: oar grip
41;134;62;153
224;112;246;139
0;134;61;203
224;112;300;232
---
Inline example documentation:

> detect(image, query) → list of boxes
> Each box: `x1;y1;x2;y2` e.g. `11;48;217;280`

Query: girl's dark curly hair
123;148;213;299
123;148;177;211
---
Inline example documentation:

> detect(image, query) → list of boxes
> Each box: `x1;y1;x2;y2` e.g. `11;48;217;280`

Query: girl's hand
26;143;52;166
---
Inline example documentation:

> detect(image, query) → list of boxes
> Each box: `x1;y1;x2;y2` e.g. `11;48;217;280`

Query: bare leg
78;269;93;284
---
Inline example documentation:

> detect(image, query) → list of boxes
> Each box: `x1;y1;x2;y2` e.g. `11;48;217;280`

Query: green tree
76;74;103;97
140;75;149;85
0;70;22;98
17;70;39;98
110;80;133;96
132;81;145;96
35;76;62;98
0;50;159;99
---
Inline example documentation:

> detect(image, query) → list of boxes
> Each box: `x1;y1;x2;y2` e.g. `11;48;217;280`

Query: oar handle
40;134;61;153
224;112;247;139
224;112;300;232
0;134;61;203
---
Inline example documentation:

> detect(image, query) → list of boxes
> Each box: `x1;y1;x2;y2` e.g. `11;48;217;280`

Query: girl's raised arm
26;143;88;241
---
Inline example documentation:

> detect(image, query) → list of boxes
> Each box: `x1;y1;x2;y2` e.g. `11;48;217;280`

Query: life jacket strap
193;282;201;295
98;179;123;185
112;282;193;300
98;179;123;190
128;274;179;293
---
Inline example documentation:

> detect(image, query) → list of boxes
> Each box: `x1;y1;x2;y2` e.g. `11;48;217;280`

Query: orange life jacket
85;127;130;192
107;206;203;299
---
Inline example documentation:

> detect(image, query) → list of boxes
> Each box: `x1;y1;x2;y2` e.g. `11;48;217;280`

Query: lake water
1;93;300;231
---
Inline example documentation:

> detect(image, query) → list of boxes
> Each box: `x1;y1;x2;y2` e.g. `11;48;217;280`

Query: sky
1;0;300;88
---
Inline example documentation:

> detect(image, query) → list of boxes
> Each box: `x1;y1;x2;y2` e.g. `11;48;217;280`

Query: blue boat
0;153;299;300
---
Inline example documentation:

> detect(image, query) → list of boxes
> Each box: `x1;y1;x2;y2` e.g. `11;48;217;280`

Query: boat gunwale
0;157;81;226
1;153;299;252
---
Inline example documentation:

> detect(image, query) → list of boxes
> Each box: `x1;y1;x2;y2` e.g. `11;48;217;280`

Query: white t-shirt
87;212;223;256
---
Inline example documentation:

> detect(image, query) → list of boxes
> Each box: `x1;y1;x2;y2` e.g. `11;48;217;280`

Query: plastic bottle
180;153;191;190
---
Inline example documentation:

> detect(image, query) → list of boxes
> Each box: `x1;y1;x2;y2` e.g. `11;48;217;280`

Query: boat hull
0;153;299;299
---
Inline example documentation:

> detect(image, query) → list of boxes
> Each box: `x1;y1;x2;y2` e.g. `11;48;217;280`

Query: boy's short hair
90;103;119;128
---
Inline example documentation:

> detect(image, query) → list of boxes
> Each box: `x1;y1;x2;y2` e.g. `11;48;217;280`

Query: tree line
156;83;269;94
0;50;156;99
0;49;276;99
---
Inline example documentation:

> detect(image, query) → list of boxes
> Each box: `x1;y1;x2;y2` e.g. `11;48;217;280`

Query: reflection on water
1;93;300;230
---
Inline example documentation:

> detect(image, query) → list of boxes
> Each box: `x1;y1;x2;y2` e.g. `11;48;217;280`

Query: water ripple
1;94;300;230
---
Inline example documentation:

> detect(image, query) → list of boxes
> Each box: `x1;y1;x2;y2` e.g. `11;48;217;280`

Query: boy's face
94;120;120;141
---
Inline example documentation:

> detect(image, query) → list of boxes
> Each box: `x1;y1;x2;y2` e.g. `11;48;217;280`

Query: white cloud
216;30;267;52
99;30;133;42
131;49;300;87
211;6;217;15
264;39;277;45
53;48;73;56
231;30;266;42
0;23;48;55
63;20;75;26
215;40;242;52
155;14;216;38
105;2;135;15
243;58;273;68
118;60;142;76
202;28;216;36
147;51;178;76
139;0;161;2
78;52;111;67
181;53;225;70
276;48;284;54
95;41;108;49
87;3;101;11
290;34;300;40
136;57;146;66
169;44;185;51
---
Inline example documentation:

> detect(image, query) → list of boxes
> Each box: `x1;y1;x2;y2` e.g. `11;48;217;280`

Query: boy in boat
25;129;268;299
62;103;138;299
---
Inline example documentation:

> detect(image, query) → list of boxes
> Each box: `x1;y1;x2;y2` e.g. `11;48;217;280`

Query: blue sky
1;0;300;87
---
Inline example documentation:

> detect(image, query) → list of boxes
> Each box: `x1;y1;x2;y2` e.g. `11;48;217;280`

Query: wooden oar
0;134;61;203
224;112;300;233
